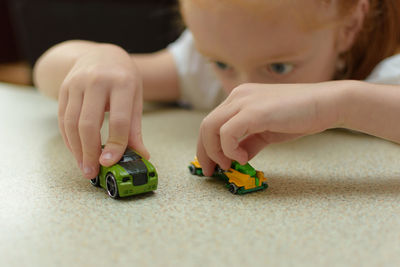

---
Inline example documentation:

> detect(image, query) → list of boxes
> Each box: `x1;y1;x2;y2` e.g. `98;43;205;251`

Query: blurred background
0;0;182;85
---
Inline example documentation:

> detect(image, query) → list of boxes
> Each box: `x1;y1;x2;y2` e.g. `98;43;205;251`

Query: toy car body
90;148;158;198
188;158;268;194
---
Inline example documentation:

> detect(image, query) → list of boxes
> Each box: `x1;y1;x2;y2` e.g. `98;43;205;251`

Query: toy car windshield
231;161;256;177
124;150;142;160
120;155;134;163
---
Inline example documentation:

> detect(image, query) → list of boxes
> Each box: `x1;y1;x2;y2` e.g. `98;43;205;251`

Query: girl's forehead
180;0;339;31
180;0;334;9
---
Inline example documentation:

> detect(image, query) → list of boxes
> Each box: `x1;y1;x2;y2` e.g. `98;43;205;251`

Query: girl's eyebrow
197;45;309;64
266;49;308;62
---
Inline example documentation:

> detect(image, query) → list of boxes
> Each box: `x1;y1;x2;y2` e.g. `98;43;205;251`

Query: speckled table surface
1;82;400;267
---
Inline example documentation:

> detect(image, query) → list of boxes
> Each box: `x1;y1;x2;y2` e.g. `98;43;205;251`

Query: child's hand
58;44;149;179
197;82;344;176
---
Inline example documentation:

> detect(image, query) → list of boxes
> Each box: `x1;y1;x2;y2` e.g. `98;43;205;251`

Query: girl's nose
223;72;266;93
238;72;261;84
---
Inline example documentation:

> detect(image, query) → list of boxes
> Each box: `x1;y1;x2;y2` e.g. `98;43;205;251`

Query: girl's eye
268;63;294;75
214;61;230;70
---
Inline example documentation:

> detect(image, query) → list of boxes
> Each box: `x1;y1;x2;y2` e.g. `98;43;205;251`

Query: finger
100;87;133;166
220;110;265;164
196;136;216;177
79;88;107;178
64;87;84;168
58;85;72;153
200;105;235;170
239;134;271;161
240;132;304;160
127;82;150;159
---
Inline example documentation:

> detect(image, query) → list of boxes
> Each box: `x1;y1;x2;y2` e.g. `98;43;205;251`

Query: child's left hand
197;82;346;176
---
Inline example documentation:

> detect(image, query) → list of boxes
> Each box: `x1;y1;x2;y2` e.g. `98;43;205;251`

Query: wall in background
0;0;20;62
6;0;182;66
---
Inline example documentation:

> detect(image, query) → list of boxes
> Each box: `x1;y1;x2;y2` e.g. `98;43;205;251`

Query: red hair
339;0;400;79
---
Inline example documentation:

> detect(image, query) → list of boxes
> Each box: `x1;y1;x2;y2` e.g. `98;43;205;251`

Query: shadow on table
117;191;157;201
264;175;400;198
197;171;400;199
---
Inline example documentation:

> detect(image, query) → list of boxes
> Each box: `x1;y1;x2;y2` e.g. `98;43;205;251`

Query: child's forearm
338;80;400;143
133;50;180;102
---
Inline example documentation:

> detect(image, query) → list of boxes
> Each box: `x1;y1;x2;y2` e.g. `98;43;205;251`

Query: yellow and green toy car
188;158;268;195
90;147;158;198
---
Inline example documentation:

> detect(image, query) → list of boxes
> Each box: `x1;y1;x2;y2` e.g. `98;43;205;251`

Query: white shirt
168;30;400;110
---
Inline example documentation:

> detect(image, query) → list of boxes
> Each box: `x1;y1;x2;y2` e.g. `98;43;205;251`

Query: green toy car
90;147;158;198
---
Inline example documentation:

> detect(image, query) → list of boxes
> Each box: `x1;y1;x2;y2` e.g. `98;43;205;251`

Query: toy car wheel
188;164;196;175
215;166;224;174
262;182;268;189
228;183;238;194
90;175;100;187
106;173;119;199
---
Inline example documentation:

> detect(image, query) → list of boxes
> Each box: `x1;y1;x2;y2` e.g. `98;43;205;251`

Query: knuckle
63;115;78;130
82;148;99;161
248;111;260;126
78;118;98;134
219;128;236;156
203;143;221;162
112;70;136;86
110;114;130;130
68;71;85;83
65;65;138;96
65;72;86;89
61;78;85;96
106;139;128;151
199;118;208;132
58;114;64;123
88;72;111;90
59;83;69;95
219;123;230;138
209;151;222;162
87;67;136;90
200;115;215;132
69;142;82;156
230;83;253;98
58;115;65;128
231;84;245;95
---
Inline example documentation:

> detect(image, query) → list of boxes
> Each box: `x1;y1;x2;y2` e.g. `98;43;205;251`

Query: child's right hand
57;44;149;179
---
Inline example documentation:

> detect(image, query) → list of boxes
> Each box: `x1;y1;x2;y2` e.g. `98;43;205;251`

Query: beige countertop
1;82;400;267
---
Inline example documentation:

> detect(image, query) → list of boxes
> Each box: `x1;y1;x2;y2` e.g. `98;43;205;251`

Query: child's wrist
333;80;365;129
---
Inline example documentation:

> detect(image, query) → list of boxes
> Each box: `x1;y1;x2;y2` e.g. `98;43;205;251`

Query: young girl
34;0;400;179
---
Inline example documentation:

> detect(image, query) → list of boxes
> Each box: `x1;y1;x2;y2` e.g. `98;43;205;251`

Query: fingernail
83;166;93;175
102;152;112;160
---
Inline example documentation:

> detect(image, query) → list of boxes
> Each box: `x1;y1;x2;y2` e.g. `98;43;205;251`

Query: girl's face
181;0;343;93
